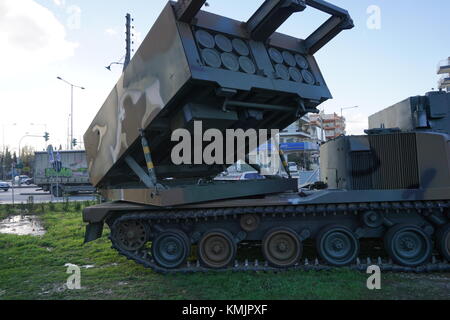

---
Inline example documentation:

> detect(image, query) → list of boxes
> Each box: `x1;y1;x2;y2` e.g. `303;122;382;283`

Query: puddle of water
0;215;46;236
64;263;96;269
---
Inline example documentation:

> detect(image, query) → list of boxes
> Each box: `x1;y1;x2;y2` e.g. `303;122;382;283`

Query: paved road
0;187;97;204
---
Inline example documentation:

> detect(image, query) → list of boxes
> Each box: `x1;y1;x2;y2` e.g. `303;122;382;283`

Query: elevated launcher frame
84;0;353;206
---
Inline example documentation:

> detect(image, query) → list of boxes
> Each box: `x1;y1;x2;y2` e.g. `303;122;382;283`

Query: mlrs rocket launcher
82;1;450;273
84;0;353;207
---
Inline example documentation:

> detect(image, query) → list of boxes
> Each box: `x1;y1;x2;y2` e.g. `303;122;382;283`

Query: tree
20;146;35;176
0;146;37;179
0;147;13;180
0;156;3;180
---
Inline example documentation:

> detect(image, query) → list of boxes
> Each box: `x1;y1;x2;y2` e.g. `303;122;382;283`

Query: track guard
84;223;104;244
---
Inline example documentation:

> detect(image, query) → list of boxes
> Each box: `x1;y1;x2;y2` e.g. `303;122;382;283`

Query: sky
1;0;449;154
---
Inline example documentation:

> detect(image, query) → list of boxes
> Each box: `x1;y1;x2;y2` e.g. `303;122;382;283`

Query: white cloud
52;0;65;7
0;0;78;76
105;27;118;36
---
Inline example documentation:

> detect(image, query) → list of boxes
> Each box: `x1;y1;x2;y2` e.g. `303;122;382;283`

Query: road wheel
240;214;261;232
316;225;360;266
384;225;432;267
198;230;236;269
114;220;150;252
51;185;63;197
436;224;450;262
152;230;191;269
262;228;302;268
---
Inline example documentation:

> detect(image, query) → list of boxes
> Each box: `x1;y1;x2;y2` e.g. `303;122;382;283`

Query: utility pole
67;114;70;149
71;84;74;150
106;14;134;72
124;13;132;71
11;162;15;207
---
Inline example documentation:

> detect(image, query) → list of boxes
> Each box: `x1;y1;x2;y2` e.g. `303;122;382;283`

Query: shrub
74;202;82;212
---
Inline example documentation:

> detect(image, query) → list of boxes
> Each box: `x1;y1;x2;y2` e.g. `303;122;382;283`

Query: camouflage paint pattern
84;3;191;187
83;1;351;206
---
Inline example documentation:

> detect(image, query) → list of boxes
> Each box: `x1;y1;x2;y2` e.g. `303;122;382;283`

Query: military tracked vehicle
83;0;450;273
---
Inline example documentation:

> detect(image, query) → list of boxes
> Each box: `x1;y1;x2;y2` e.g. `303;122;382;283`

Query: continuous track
108;200;450;274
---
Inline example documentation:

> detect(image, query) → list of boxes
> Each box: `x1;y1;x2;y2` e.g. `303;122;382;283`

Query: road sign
47;145;55;163
54;151;62;173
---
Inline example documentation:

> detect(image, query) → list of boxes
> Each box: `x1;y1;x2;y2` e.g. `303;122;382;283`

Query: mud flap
84;223;104;244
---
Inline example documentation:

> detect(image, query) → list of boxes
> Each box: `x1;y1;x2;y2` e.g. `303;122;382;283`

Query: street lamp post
105;62;124;71
19;134;43;160
30;123;48;134
341;106;359;118
15;134;43;186
318;107;325;143
57;77;85;150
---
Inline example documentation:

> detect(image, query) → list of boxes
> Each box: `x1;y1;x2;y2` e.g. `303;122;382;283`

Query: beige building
309;112;346;141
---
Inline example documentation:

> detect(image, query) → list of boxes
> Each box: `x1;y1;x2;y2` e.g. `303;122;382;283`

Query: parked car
14;175;33;186
240;172;266;180
215;171;266;181
20;175;33;185
0;181;10;192
288;162;299;175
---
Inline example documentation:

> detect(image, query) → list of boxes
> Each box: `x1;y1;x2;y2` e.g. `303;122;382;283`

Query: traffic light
44;132;50;142
72;139;78;147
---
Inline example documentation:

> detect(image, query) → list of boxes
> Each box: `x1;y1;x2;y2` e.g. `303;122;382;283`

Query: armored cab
84;0;353;206
369;91;450;134
320;91;450;199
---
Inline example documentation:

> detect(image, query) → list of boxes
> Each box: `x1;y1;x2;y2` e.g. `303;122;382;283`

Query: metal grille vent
350;134;420;190
350;151;374;190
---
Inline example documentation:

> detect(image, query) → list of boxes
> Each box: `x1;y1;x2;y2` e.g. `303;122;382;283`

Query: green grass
0;204;449;300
